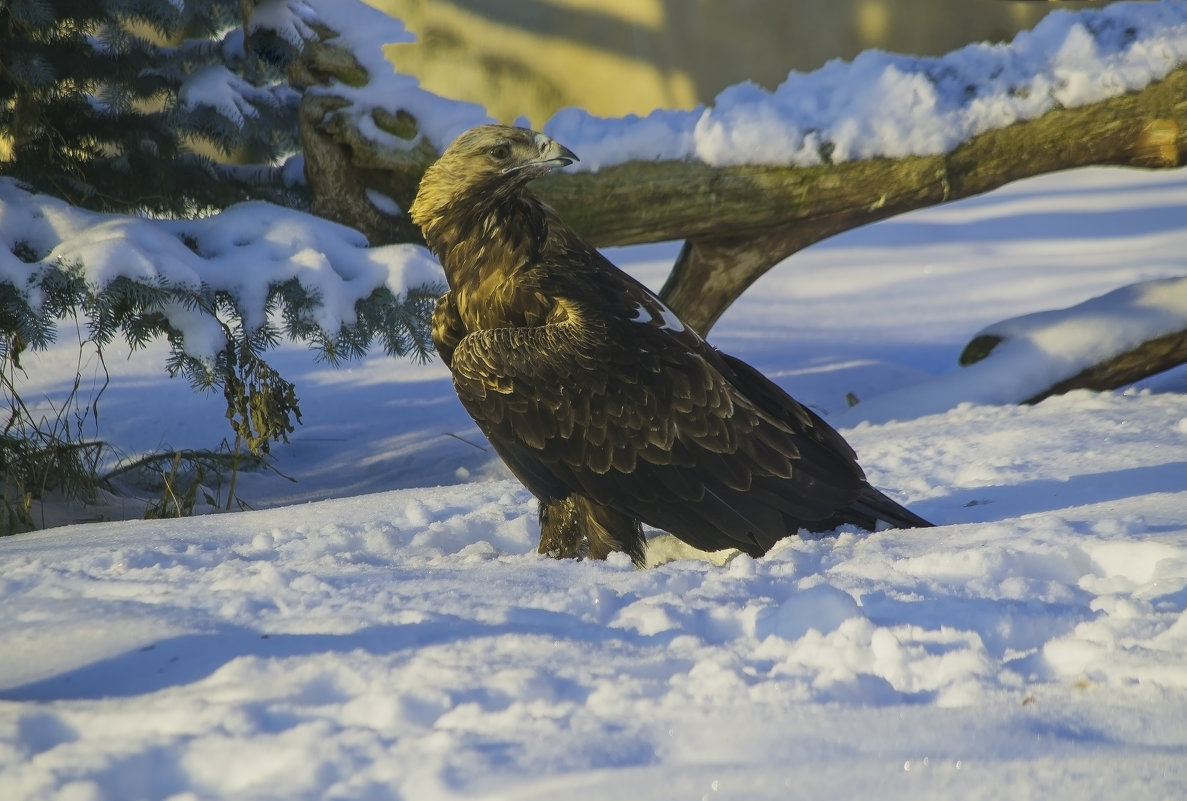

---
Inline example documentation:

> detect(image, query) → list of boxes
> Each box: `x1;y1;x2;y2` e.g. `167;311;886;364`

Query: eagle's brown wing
448;313;870;555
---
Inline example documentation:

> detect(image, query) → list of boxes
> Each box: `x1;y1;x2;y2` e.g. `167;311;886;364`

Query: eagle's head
410;125;578;250
443;124;577;180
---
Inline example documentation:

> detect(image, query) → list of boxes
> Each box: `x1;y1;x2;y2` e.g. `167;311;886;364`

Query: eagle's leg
538;495;646;567
538;496;588;561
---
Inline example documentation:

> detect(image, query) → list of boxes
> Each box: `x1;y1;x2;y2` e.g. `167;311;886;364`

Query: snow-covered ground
3;164;1187;799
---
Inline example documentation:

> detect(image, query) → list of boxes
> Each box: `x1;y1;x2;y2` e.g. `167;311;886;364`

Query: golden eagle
411;125;931;566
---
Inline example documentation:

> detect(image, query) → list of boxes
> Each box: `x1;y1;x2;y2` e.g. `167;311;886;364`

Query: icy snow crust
2;166;1187;800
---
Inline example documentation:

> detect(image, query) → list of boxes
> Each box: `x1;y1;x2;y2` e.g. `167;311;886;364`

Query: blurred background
375;0;1113;125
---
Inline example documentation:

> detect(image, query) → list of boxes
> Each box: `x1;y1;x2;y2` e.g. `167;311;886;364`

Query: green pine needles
0;1;447;530
1;0;307;214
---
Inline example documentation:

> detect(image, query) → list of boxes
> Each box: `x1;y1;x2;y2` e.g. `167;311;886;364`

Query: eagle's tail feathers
844;484;933;531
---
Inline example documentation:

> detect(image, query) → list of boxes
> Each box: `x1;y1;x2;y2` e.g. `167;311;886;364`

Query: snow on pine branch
545;0;1187;170
0;178;443;364
246;0;319;48
178;65;288;130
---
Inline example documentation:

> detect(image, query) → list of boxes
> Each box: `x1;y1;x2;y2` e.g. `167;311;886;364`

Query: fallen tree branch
962;328;1187;405
958;276;1187;403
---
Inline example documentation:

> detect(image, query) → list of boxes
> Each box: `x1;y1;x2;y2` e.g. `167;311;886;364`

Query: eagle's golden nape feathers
409;126;576;241
411;124;932;568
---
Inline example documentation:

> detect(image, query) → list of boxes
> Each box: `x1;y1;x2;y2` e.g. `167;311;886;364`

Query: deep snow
2;164;1186;800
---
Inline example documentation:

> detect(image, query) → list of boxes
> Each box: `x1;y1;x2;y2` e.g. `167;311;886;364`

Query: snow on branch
179;65;278;129
546;1;1187;170
960;277;1187;404
300;0;1187;250
836;276;1187;426
0;178;443;367
246;0;318;48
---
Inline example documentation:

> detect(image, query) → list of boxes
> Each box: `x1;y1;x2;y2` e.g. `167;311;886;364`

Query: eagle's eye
489;143;512;160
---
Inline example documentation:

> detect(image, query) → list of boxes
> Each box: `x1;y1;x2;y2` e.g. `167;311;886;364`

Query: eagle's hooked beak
503;133;577;175
534;132;578;168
